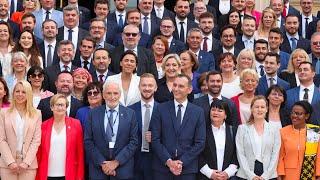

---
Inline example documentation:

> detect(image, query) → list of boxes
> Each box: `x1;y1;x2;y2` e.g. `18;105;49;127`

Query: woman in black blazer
198;99;238;180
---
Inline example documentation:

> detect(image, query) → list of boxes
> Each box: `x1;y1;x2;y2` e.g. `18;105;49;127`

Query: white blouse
253;129;263;162
48;126;66;177
15;113;25;152
221;76;243;98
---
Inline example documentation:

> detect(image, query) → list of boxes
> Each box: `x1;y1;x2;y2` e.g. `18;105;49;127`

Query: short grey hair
187;28;203;37
63;5;79;15
103;81;121;94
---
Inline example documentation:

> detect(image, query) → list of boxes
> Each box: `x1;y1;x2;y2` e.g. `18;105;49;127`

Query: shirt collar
300;83;315;90
59;61;72;69
141;99;155;109
42;8;53;14
175;16;187;24
208;94;222;101
242;35;254;42
106;104;119;113
222;46;234;54
124;47;138;54
301;13;313;20
205;33;212;40
211;122;226;132
286;32;299;40
174;99;188;108
266;74;278;80
64;26;79;32
116;10;126;17
80;56;92;64
44;39;56;47
96;70;108;77
154;5;164;11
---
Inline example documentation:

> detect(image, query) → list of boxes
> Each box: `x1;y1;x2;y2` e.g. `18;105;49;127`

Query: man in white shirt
138;0;160;38
198;12;220;52
152;0;175;19
254;39;269;78
107;0;128;31
235;16;256;50
299;0;317;39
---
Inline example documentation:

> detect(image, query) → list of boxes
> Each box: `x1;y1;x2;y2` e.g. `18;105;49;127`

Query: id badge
109;142;115;149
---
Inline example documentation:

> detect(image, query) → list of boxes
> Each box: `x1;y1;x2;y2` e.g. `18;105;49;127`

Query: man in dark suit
256;52;290;95
151;74;206;180
152;0;175;20
138;0;161;38
107;0;128;32
193;71;239;127
198;12;220;52
43;40;78;93
284;0;301;18
269;27;290;73
285;62;320;125
254;39;269;78
298;0;318;39
84;81;138;180
280;14;311;54
310;32;320;74
38;19;59;68
217;0;245;28
9;0;23;17
73;36;96;74
89;18;115;52
270;0;286;31
187;28;215;73
91;48;114;83
159;17;186;54
235;16;256;50
129;73;158;180
0;0;20;39
173;0;198;43
57;5;89;61
306;18;320;40
110;24;158;78
66;0;91;24
211;25;240;70
189;1;217;24
112;8;152;48
37;71;83;121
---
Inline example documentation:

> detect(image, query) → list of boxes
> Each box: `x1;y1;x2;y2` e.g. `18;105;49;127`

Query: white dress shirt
154;5;164;19
301;14;313;38
63;26;79;48
167;36;173;47
299;83;315;104
219;0;230;15
80;56;92;69
286;32;299;49
253;128;263;161
96;70;109;82
48;126;66;177
208;94;222;105
255;61;264;78
201;33;213;51
175;17;187;42
222;46;235;54
15;112;25;152
174;99;188;122
115;10;126;25
265;74;278;87
200;123;238;178
242;35;254;50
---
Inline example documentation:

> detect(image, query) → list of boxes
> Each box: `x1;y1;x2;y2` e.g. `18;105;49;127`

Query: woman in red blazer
36;94;84;180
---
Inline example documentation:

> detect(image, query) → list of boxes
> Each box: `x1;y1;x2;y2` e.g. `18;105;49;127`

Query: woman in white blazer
236;95;280;180
105;50;140;106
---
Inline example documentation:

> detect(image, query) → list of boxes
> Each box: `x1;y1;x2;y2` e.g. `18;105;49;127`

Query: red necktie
203;37;208;52
282;5;287;17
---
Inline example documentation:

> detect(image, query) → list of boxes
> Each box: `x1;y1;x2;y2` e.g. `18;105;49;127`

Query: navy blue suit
139;15;161;38
256;76;290;96
279;51;290;73
91;70;115;83
285;86;320;125
168;38;186;54
84;105;138;180
193;94;239;127
150;101;206;179
129;101;159;180
151;8;175;20
280;35;311;54
38;41;59;68
112;32;152;48
298;15;318;39
8;19;20;40
173;19;198;43
196;50;215;74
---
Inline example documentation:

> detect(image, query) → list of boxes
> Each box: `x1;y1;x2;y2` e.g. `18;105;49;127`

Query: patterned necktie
259;65;265;77
203;37;208;52
303;88;309;102
143;16;149;34
290;37;297;51
45;10;50;20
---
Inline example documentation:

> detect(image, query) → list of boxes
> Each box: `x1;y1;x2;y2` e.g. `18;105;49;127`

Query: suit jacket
196;50;216;74
56;26;89;59
107;12;126;33
173;18;198;43
38;41;59;68
84;105;138;179
306;19;320;40
298;15;318;39
109;46;158;78
189;4;217;24
37;96;83;121
128;101;159;174
151;7;175;20
168;38;186;54
198;124;238;180
211;46;241;70
111;32;152;48
33;9;64;39
235;35;255;51
285;86;320;125
287;5;301;17
36;117;84;180
256;76;290;95
279;71;320;89
43;63;78;93
193;94;239;127
139;15;161;38
0;108;41;169
78;6;91;25
91;70;114;83
72;57;96;74
279;51;290;73
236;122;281;179
105;73;141;107
7;19;20;40
280;34;311;54
150;101;206;174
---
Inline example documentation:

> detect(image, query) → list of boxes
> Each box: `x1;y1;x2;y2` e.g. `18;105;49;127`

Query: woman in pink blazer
0;80;42;180
36;94;84;180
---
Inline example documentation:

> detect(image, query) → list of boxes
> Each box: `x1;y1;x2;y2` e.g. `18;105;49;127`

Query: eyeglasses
312;41;320;46
290;111;305;116
124;32;139;37
87;91;100;97
54;103;66;108
30;73;44;79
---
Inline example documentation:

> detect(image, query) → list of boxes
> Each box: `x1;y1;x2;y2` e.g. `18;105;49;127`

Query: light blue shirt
105;105;120;143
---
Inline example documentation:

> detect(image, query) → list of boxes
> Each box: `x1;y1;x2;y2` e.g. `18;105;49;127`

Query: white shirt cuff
224;164;238;178
200;164;214;179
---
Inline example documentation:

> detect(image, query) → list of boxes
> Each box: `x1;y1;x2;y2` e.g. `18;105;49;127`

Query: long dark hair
13;29;41;67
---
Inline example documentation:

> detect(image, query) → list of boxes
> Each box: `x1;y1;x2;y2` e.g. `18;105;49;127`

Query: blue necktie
176;104;182;128
143;16;149;35
290;37;297;51
10;0;14;17
106;109;115;139
68;29;73;41
118;14;124;28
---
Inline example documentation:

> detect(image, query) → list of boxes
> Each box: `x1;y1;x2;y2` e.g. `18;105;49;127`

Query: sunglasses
124;32;139;37
312;41;320;46
87;91;100;97
30;73;44;78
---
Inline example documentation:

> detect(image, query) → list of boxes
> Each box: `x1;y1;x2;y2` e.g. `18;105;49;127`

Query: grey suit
235;122;280;180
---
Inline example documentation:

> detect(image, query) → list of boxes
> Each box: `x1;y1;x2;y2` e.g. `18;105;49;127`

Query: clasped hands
210;170;229;180
166;159;183;176
101;160;119;176
8;162;28;174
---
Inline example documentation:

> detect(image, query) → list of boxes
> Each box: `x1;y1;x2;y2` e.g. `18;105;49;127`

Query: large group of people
1;0;320;179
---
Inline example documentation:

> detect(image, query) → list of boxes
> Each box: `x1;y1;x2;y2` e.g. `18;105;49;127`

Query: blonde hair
9;80;37;118
236;49;256;74
50;94;70;108
247;95;268;124
11;51;28;74
161;53;181;71
286;48;311;73
239;68;259;90
257;7;277;35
